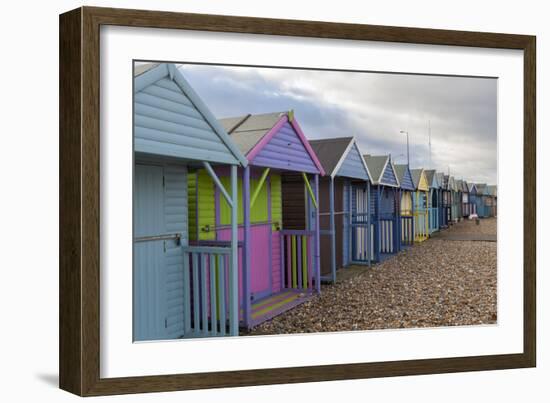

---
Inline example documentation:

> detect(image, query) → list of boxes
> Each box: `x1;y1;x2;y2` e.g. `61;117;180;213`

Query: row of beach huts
133;63;497;341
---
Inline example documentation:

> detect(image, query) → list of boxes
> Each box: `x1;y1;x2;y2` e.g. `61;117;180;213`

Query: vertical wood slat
286;235;291;288
291;236;297;288
218;255;226;336
201;253;207;335
192;253;199;333
308;236;313;290
302;236;307;289
183;252;191;335
280;232;285;291
209;254;217;335
297;235;302;289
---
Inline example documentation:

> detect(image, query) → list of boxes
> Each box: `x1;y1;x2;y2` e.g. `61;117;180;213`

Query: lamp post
400;130;409;166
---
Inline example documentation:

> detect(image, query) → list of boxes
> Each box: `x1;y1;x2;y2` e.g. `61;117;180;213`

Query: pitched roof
436;172;445;189
410;169;423;189
394;164;415;190
424;169;437;188
309;137;354;176
133;63;248;167
363;155;399;186
219;112;285;155
218;111;325;175
363;155;388;183
475;183;488;195
134;62;160;77
443;175;450;189
394;164;409;184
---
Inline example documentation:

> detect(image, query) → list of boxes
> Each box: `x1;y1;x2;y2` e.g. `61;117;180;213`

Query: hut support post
366;181;371;266
348;180;353;266
250;167;270;208
398;189;403;251
376;185;381;262
329;176;336;283
242;166;251;329
314;174;321;293
229;165;239;335
203;162;232;207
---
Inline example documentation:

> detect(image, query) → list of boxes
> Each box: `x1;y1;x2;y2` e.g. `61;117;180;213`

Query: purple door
218;224;272;301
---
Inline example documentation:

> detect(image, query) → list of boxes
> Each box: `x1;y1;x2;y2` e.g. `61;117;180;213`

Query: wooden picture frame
59;6;536;396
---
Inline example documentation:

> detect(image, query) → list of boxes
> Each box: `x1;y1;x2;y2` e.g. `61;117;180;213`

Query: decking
244;289;314;329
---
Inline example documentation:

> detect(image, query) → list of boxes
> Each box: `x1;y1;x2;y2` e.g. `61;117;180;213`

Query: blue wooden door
133;164;167;341
351;184;372;263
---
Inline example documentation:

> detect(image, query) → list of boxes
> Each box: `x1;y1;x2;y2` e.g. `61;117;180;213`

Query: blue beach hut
394;164;415;249
424;169;440;234
133;63;248;340
364;155;400;261
309;137;372;283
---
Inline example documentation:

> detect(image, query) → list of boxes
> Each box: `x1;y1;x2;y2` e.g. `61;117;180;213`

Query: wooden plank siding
318;178;345;276
135;66;240;165
252;121;320;174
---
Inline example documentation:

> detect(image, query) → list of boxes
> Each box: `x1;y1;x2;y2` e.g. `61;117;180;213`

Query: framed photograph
59;6;536;396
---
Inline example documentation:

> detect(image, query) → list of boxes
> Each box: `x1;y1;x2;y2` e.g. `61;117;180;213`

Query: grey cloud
179;64;497;184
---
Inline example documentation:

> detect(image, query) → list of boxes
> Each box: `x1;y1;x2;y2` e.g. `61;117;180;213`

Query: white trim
172;65;249;167
331;137;372;182
135;63;248;167
379;157;401;188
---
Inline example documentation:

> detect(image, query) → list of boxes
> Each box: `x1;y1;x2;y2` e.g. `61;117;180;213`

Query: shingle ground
246;217;497;336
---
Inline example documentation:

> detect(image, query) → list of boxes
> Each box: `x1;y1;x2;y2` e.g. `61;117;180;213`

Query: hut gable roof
436;172;445;189
469;183;478;194
309;137;371;181
424;169;439;188
133;63;248;166
394;164;415;191
411;169;429;191
475;183;488;195
443;175;457;191
364;155;400;187
219;111;325;175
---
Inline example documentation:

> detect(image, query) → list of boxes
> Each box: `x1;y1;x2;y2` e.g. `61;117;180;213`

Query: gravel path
247;218;497;336
448;217;497;235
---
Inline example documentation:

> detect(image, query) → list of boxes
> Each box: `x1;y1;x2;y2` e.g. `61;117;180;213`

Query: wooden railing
182;245;238;338
351;212;373;262
280;230;315;291
379;218;396;253
400;215;414;246
428;207;439;233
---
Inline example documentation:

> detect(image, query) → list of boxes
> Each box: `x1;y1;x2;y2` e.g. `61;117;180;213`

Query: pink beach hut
188;111;325;329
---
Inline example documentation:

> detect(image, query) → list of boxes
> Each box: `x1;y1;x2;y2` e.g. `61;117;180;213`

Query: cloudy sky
177;63;497;184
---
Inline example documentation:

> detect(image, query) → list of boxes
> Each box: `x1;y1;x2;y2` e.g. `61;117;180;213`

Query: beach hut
189;111;325;329
474;183;490;218
308;137;372;283
424;169;440;234
449;176;461;223
441;174;452;227
411;169;430;242
133;63;248;340
469;183;479;216
488;185;498;217
394;164;415;249
458;180;471;217
364;155;400;261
